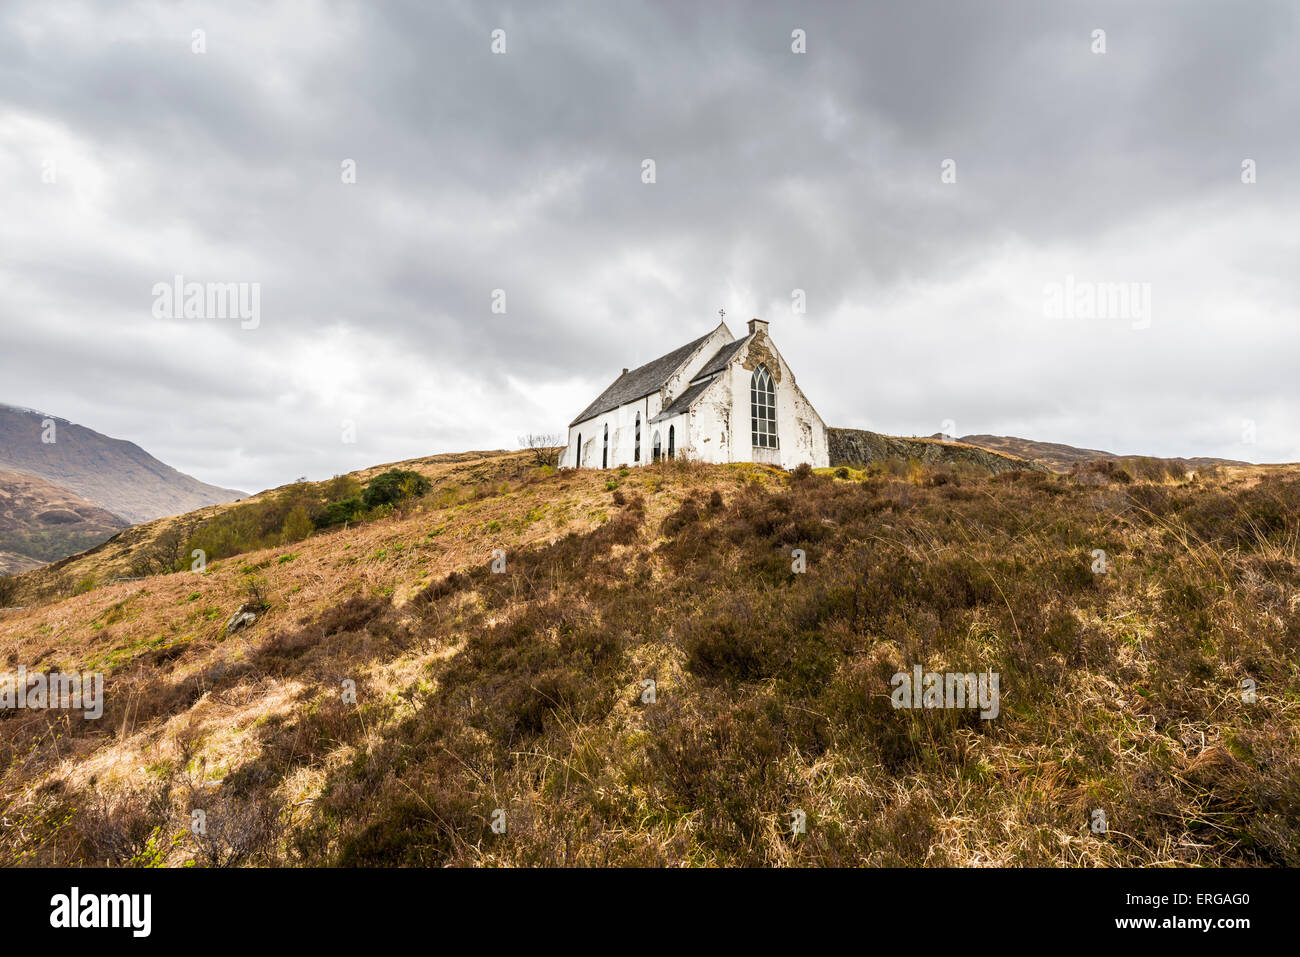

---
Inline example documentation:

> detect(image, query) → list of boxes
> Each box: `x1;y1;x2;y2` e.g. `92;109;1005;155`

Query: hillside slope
829;428;1046;474
1;452;1296;867
958;434;1247;472
0;403;244;525
3;449;544;604
0;470;129;575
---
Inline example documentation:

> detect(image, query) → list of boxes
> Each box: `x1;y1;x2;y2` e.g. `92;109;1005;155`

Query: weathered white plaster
561;318;827;470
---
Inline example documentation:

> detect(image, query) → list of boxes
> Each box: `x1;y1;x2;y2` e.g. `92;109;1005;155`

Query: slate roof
650;377;715;423
569;331;714;427
571;327;759;429
692;336;750;380
650;334;753;422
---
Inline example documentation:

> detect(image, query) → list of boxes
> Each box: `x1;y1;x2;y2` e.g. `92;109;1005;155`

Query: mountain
954;434;1248;473
0;470;130;575
0;403;244;525
0;449;1296;866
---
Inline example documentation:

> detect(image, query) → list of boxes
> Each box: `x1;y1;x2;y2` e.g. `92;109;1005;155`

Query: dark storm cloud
1;0;1297;493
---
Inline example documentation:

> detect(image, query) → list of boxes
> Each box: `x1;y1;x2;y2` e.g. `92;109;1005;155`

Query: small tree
322;474;362;501
128;528;188;577
279;504;315;544
519;433;562;467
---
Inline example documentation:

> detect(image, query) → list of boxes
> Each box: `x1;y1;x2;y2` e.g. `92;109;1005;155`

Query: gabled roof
651;335;754;423
569;331;714;427
650;377;714;423
692;336;750;381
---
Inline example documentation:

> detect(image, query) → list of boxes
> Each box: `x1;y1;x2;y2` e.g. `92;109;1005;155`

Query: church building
560;315;829;470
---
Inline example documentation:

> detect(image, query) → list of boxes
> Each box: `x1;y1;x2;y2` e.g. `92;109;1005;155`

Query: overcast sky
2;0;1297;493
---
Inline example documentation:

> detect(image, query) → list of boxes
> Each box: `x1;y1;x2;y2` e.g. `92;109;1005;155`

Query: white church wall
569;407;623;469
652;411;690;461
771;348;828;470
564;391;663;469
682;374;732;464
561;321;827;471
714;333;828;469
779;378;829;469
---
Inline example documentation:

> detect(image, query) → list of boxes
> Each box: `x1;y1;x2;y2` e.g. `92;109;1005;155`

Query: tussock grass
0;454;1298;866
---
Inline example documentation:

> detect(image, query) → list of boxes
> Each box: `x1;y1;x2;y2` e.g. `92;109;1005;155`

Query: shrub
322;474;363;501
76;781;175;866
685;619;774;681
280;505;314;543
187;482;332;560
129;528;188;576
661;497;702;537
361;470;431;510
316;497;363;528
186;790;279;867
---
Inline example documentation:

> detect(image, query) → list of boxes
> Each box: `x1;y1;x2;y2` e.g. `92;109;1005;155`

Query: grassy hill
0;450;1297;866
0;470;129;576
3;449;548;605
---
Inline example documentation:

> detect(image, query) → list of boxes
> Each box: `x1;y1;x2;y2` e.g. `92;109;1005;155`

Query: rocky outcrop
827;428;1046;474
224;608;259;636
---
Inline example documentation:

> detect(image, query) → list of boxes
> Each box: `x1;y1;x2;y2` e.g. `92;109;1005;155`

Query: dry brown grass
0;452;1296;866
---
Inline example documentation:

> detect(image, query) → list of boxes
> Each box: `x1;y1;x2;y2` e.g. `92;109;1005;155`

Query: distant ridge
828;428;1044;474
0;402;244;525
955;434;1249;473
0;469;129;574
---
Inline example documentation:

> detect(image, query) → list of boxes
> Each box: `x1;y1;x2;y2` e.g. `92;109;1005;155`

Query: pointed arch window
653;430;661;462
751;364;777;449
667;425;675;460
635;412;641;463
602;424;609;469
575;432;582;467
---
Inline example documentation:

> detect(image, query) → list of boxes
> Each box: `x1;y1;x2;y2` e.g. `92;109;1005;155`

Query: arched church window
602;424;609;469
653;430;661;462
668;425;675;459
575;432;581;467
635;412;641;462
751;365;777;449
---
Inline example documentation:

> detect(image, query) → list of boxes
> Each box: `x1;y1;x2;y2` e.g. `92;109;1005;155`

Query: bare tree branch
519;433;562;467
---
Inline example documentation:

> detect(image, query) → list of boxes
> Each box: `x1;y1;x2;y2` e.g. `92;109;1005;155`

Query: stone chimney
747;318;769;337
